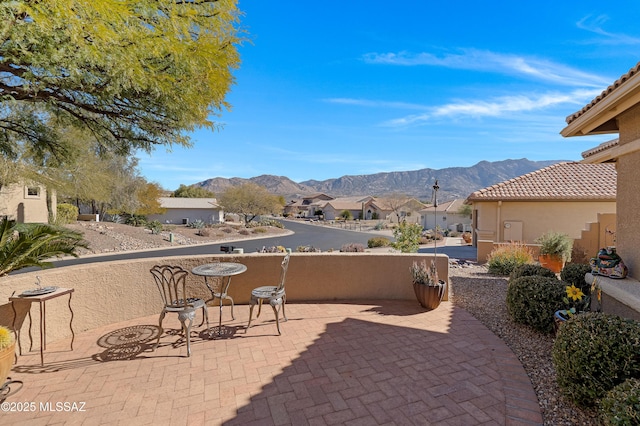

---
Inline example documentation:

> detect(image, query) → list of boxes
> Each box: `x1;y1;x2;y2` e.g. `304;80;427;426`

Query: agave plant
0;218;88;276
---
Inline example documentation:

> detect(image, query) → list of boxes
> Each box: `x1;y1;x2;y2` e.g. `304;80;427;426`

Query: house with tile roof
147;197;224;224
419;198;472;232
561;60;640;320
466;162;616;247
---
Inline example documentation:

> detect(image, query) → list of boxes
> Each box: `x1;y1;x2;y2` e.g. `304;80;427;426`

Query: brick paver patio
2;300;542;425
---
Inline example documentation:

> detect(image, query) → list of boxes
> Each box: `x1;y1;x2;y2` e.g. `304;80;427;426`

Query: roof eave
561;72;640;137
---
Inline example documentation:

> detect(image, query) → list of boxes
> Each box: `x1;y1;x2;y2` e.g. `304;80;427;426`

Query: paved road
19;220;393;271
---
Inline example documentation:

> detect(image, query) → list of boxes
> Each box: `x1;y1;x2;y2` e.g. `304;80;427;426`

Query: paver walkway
2;301;542;425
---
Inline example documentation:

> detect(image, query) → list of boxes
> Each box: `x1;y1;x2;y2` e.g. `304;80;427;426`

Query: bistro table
191;262;247;335
10;287;75;366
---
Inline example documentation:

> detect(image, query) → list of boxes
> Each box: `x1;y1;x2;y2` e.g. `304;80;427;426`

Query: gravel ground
67;222;599;424
449;264;599;425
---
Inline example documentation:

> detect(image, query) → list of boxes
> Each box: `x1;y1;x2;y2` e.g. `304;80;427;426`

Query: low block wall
0;253;449;346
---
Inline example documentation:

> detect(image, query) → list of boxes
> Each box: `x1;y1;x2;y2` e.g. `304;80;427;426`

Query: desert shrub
252;227;267;234
56;203;78;225
552;313;640;407
340;210;353;220
199;228;211;237
248;218;284;228
599;378;640;425
487;242;535;275
239;229;250;235
146;220;163;235
367;237;390;248
188;219;205;229
340;243;365;252
506;275;566;333
374;221;385;230
391;222;423;253
561;263;592;294
125;214;147;227
296;245;321;252
220;227;234;234
509;264;557;281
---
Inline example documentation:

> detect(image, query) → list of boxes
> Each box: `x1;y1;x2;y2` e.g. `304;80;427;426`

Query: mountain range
195;158;563;201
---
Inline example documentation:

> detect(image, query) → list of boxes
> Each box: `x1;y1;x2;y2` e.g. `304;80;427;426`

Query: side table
10;288;75;366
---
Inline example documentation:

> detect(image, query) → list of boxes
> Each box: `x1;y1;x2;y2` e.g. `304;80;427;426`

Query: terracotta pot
0;341;16;385
413;281;446;310
539;254;564;273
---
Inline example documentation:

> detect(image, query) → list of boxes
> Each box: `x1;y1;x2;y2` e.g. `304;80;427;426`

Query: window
25;187;40;198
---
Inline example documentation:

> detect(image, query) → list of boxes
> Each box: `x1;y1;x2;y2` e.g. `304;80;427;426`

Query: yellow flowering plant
561;284;590;318
0;326;15;350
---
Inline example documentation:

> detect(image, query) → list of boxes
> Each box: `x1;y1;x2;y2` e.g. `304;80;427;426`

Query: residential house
147;197;224;225
284;193;333;218
320;196;372;220
466;162;616;246
420;198;472;232
0;183;55;223
561;61;640;320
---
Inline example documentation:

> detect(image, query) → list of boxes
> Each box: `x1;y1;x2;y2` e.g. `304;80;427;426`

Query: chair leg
247;300;256;333
282;295;288;322
200;305;209;329
228;295;235;320
271;304;281;335
256;299;263;318
155;310;166;350
179;310;196;357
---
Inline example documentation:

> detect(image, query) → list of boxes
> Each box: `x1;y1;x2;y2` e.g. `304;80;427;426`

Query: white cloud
324;98;429;110
362;49;610;87
381;88;601;127
577;15;640;45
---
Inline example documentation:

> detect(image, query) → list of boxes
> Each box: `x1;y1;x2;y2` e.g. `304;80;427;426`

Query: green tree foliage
219;183;282;225
0;218;87;276
0;1;243;159
173;184;215;198
391;222;423;253
340;210;353;220
135;182;166;216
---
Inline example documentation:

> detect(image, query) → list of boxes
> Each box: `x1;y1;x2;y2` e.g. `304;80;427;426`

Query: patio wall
0;253;449;347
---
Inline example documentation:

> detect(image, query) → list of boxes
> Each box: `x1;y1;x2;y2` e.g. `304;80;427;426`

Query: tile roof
581;138;619;159
467;162;616;201
158;197;220;209
565;61;640;124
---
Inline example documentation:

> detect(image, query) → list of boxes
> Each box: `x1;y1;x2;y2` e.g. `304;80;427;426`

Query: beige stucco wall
0;253;449;347
0;184;52;223
616;105;640;278
472;200;616;244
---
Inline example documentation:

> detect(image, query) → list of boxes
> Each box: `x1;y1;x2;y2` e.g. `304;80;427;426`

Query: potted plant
0;326;15;385
410;259;446;310
535;231;573;273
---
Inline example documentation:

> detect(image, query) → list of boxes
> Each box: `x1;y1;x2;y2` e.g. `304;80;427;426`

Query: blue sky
138;1;640;191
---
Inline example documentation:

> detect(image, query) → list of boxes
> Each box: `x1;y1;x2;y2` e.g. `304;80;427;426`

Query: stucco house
561;61;640;320
0;183;55;223
320;196;373;220
147;197;224;225
420;198;471;232
284;193;333;217
466;162;616;246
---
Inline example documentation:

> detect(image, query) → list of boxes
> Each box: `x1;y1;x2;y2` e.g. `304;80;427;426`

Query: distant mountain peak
194;159;564;201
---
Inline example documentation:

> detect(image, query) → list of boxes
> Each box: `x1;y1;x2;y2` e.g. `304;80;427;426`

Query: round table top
191;262;247;277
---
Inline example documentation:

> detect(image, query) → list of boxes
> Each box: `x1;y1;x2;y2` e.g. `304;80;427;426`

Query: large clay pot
0;342;16;385
539;254;564;273
413;281;446;310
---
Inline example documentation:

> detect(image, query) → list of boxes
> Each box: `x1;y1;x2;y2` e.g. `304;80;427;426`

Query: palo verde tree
0;1;244;160
173;184;215;198
219;183;283;225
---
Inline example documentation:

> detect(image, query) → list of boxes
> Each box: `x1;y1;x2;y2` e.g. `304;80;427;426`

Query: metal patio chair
246;253;291;335
150;265;209;356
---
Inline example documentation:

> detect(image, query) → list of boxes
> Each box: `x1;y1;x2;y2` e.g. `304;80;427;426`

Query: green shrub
506;275;566;333
252;227;267;233
487;242;535;275
509;264;558;281
146;220;163;235
599;378;640;425
561;263;592;294
391;222;423;253
367;237;390;248
125;214;147;227
552;313;640;407
56;203;78;225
